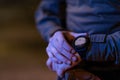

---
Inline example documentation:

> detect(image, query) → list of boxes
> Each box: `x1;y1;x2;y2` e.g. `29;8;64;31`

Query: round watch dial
75;37;87;46
73;35;90;53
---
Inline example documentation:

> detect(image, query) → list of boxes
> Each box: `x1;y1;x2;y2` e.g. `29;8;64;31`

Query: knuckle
52;48;58;55
46;47;50;54
59;44;63;50
47;52;52;58
46;60;50;67
46;47;49;52
49;37;53;42
62;57;68;61
52;58;57;62
61;57;67;62
46;43;51;50
46;59;52;69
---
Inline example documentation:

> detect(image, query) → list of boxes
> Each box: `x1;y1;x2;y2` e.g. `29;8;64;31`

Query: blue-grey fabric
35;0;120;64
86;32;120;64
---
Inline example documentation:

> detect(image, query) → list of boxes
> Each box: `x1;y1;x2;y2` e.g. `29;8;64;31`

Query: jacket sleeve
35;0;65;42
107;31;120;64
86;31;120;64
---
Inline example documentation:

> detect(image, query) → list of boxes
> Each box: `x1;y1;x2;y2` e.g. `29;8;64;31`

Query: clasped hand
46;31;87;76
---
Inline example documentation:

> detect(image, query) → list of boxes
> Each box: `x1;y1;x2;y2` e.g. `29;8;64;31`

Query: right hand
46;31;78;65
46;31;87;76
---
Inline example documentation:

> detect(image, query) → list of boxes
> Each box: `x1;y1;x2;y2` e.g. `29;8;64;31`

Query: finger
59;37;74;52
60;49;77;62
52;35;76;58
46;46;62;64
55;53;82;77
46;58;53;71
52;57;63;64
51;40;76;62
54;31;75;52
56;63;71;77
52;61;58;72
52;48;71;65
55;38;75;54
57;69;64;77
74;52;82;62
49;59;66;76
46;47;54;57
49;43;71;65
49;31;76;63
52;38;77;62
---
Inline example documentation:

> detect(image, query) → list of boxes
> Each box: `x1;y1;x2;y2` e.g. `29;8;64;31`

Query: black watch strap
72;35;90;59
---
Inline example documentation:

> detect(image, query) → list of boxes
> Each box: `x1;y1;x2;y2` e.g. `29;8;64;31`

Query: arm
107;31;120;64
86;31;120;64
35;0;65;42
35;0;81;76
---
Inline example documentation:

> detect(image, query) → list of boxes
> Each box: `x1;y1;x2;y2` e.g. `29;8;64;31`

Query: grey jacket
35;0;120;65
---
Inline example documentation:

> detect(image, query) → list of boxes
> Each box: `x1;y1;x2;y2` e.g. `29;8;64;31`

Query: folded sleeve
35;0;65;42
85;31;120;64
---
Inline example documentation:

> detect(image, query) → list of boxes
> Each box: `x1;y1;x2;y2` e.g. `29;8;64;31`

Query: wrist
48;29;66;42
72;34;91;60
50;29;66;37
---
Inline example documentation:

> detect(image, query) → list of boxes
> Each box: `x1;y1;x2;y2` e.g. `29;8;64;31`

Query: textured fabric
35;0;120;80
84;31;120;64
35;0;65;41
35;0;120;79
35;0;120;64
35;0;120;41
66;0;120;34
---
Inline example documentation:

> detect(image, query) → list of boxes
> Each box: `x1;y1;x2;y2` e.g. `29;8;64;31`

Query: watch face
73;35;90;53
75;37;86;47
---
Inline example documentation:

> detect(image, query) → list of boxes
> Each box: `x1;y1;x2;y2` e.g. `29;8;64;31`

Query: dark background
0;0;56;80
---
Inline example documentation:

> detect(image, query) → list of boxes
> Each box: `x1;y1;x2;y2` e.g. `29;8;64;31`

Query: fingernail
72;56;77;62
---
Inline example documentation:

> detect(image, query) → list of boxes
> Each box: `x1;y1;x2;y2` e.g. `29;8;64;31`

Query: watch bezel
73;35;90;52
